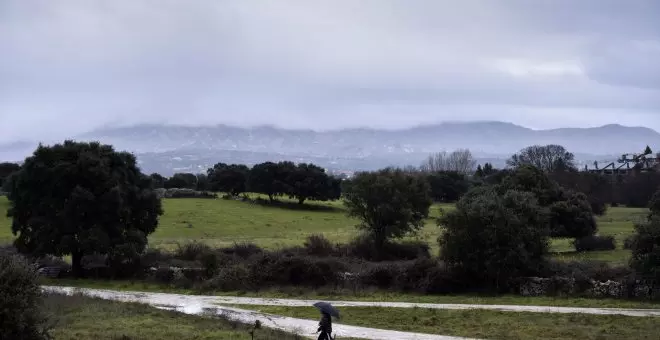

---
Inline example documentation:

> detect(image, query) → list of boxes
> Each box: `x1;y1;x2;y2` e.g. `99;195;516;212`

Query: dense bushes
549;190;598;238
154;188;217;199
573;235;616;252
629;218;660;282
439;188;550;290
344;168;432;248
344;235;430;261
0;254;51;340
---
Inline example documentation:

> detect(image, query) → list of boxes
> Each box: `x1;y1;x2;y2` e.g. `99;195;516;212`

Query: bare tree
420;149;477;174
507;144;576;172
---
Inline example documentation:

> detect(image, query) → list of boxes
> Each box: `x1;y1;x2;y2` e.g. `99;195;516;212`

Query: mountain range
1;121;659;176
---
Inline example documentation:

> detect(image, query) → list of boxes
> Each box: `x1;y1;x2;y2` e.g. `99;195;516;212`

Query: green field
227;304;659;340
0;195;647;263
43;293;304;340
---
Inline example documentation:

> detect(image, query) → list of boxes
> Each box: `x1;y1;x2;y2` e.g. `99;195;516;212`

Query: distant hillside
1;121;658;175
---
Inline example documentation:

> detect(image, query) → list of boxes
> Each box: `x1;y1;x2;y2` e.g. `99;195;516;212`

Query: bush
344;168;432;247
541;260;632;284
199;264;251;291
590;198;608;216
573;235;616;252
140;248;173;268
155;188;217;199
359;263;400;289
304;234;335;257
346;234;430;261
175;242;214;261
439;188;549;290
220;242;263;259
623;235;637;250
629;218;660;282
548;190;598;238
0;254;51;340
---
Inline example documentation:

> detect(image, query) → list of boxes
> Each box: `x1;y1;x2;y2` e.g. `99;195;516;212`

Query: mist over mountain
1;121;658;176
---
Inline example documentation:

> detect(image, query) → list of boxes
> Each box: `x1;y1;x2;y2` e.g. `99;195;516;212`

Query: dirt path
42;286;660;339
44;286;477;340
43;286;660;317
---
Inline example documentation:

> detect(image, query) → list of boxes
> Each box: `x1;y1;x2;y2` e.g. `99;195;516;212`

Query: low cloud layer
1;0;659;143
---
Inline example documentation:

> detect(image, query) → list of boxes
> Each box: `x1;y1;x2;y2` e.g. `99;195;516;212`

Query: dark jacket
318;313;332;334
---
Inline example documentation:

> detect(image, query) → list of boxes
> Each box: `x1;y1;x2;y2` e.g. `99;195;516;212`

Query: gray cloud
1;0;659;143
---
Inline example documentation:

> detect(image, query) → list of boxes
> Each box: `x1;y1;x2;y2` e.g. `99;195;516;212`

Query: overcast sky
1;0;659;144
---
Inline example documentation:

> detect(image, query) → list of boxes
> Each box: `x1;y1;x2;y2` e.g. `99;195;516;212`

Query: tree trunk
268;194;274;202
71;251;84;278
298;197;306;205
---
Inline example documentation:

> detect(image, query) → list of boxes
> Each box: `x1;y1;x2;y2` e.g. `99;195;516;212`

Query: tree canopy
164;172;197;189
507;144;576;172
420;149;476;174
285;163;340;204
439;188;549;290
6;140;163;276
425;171;469;202
0;162;20;191
499;165;598;239
207;163;250;196
343;168;432;246
629;190;660;282
247;161;293;201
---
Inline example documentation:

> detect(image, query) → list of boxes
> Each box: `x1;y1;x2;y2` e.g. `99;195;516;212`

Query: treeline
4;144;660;211
149;161;342;204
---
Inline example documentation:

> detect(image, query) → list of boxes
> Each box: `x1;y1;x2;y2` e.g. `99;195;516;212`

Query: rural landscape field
3;2;660;339
2;183;660;339
0;195;647;264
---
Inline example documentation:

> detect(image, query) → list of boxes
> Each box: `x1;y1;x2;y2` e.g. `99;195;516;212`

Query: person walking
313;302;339;340
317;311;333;340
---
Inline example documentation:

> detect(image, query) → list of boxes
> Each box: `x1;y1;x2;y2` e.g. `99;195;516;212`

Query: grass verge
228;304;660;340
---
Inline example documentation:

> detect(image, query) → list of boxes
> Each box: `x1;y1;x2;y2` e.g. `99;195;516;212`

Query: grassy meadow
226;304;660;340
0;195;647;264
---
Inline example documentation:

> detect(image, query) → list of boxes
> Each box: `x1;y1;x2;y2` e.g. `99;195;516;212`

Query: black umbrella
313;301;340;318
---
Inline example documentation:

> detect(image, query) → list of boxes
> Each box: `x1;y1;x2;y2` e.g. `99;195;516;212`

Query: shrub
304;234;335;257
151;267;175;284
629;218;660;282
623;235;637;250
155;188;218;199
359;263;400;289
573;235;616;252
244;252;348;288
346;234;430;261
393;258;463;293
0;254;51;340
175;242;214;261
439;188;549;290
548;190;598;238
199;264;251;291
220;242;263;259
590;198;608;216
541;260;632;284
344;168;432;248
140;248;173;268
